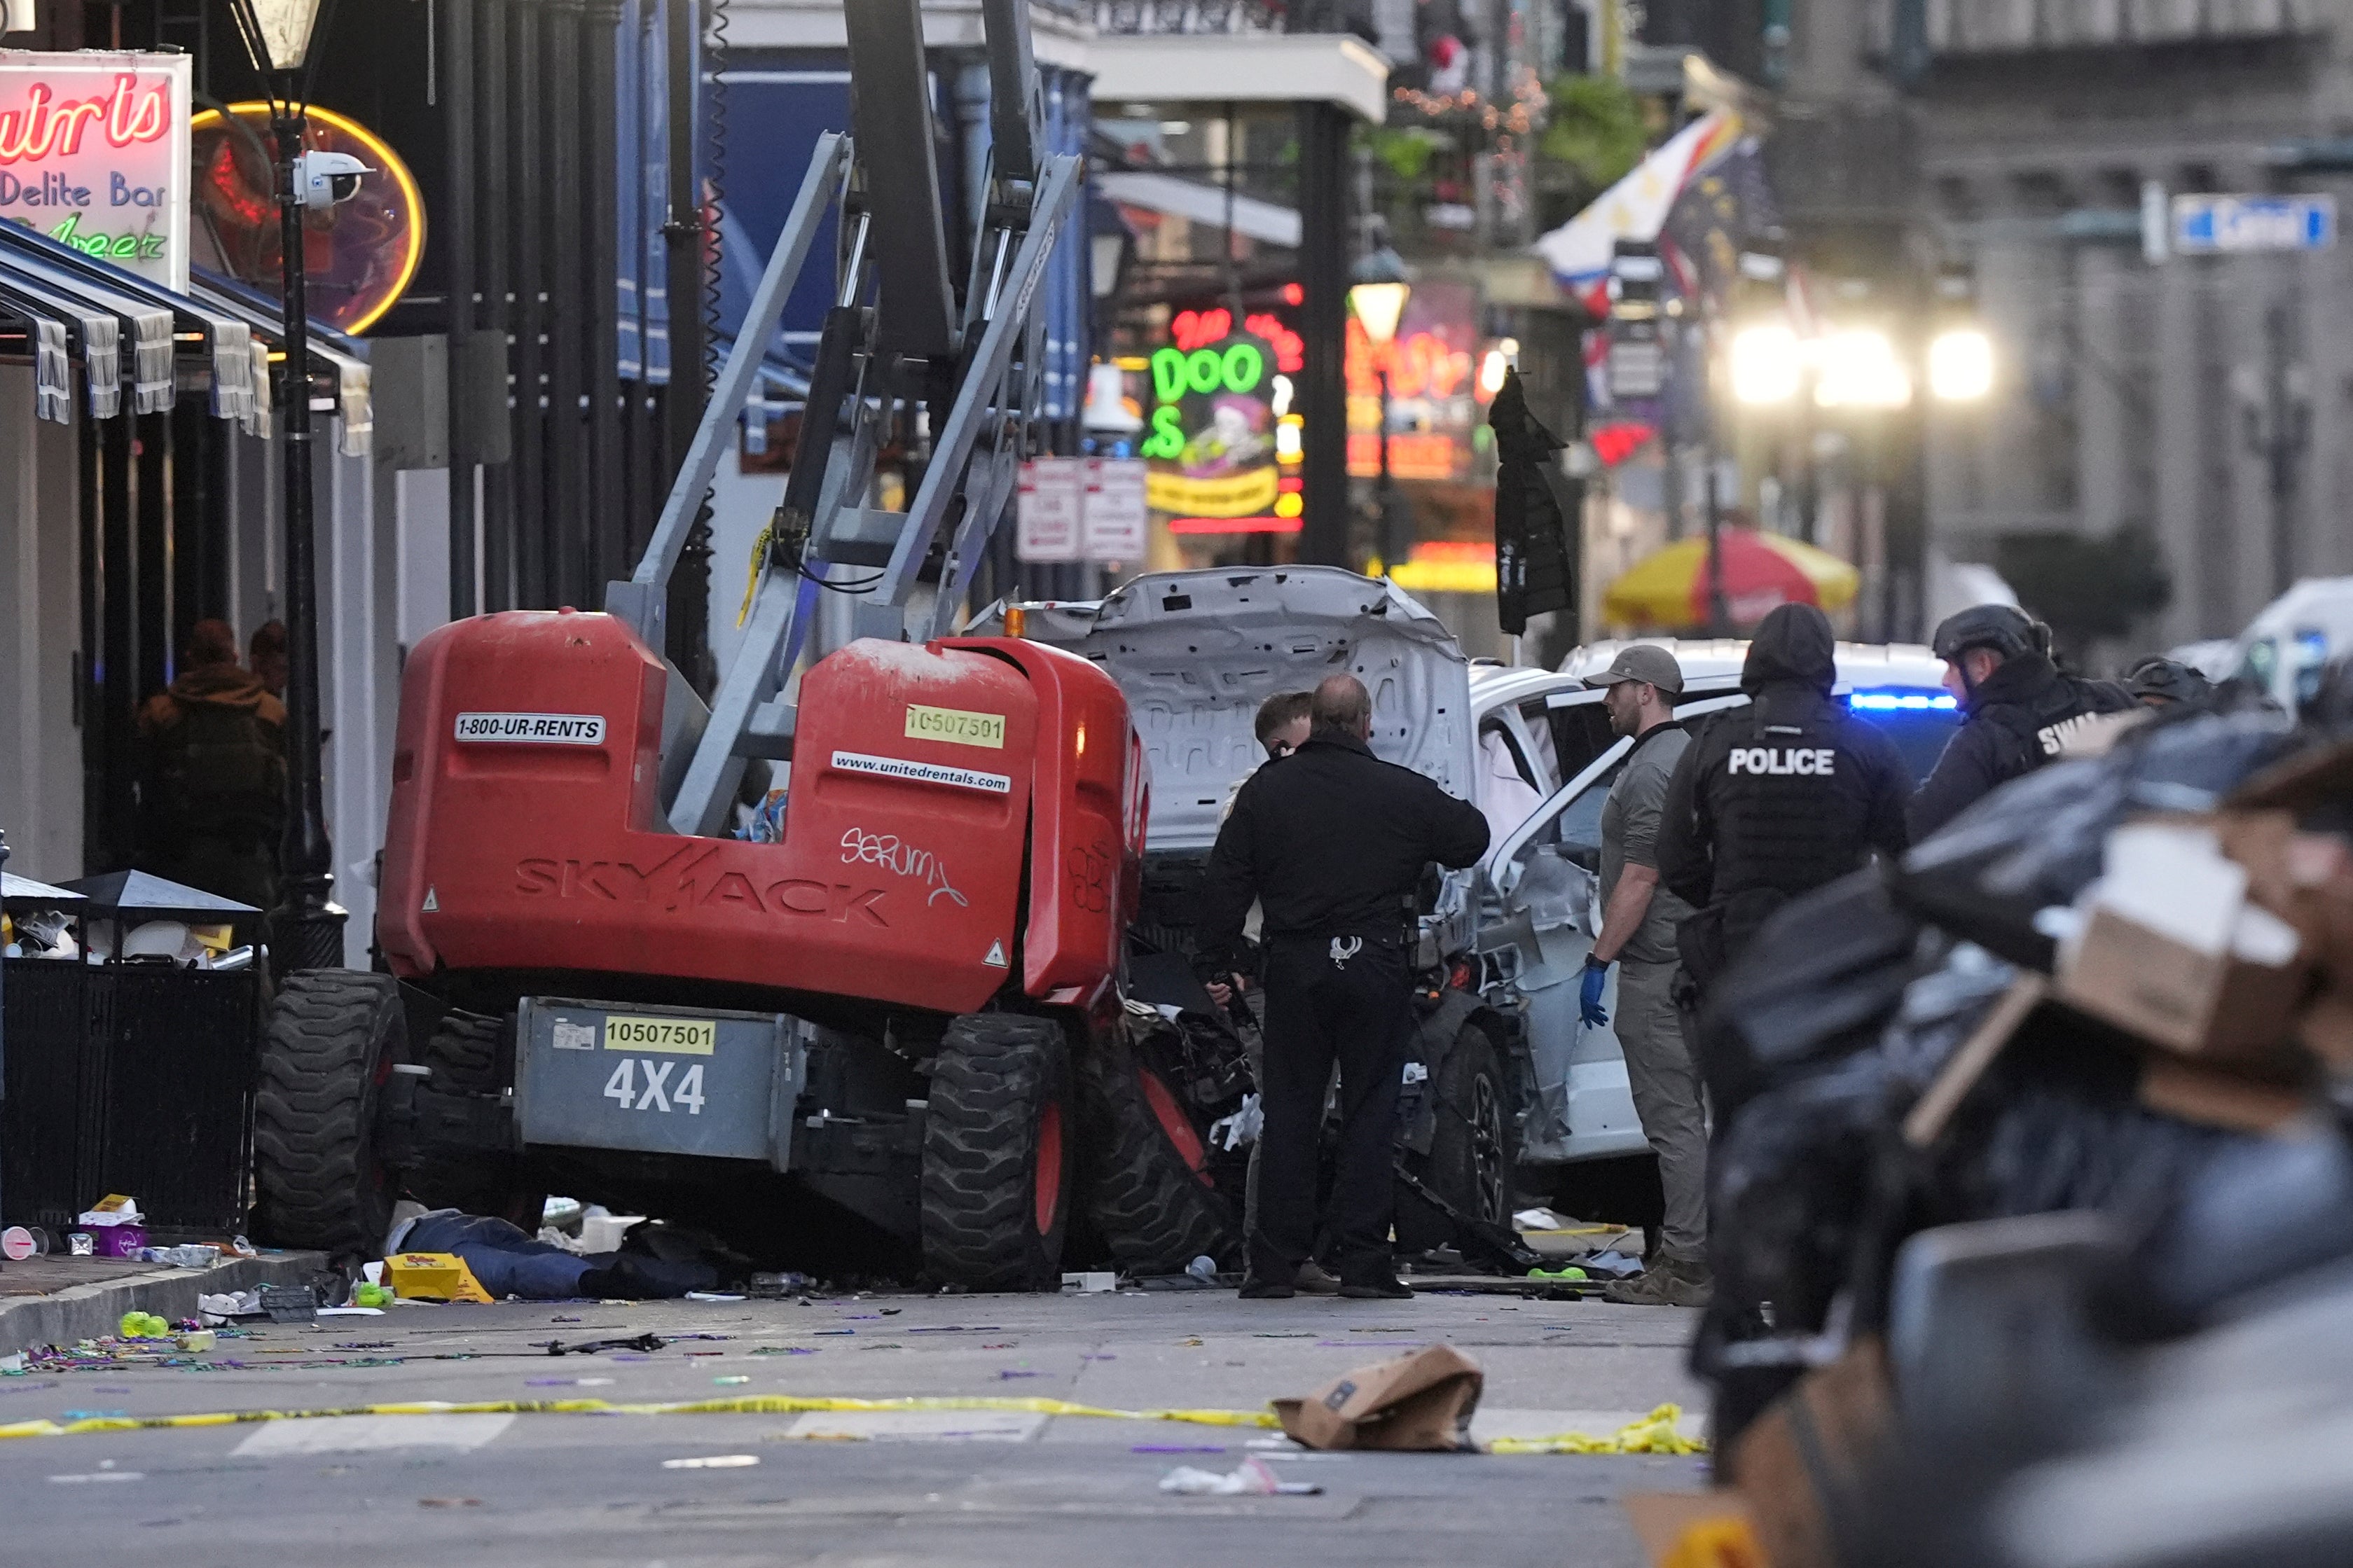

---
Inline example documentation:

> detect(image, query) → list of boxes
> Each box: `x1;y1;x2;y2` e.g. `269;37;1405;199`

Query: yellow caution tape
0;1393;1281;1443
1486;1403;1709;1456
0;1393;1702;1454
737;519;775;627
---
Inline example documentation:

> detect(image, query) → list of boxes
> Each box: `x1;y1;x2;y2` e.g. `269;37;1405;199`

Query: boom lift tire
404;1008;546;1231
920;1013;1075;1291
1081;1039;1236;1274
253;971;405;1258
1395;1023;1519;1255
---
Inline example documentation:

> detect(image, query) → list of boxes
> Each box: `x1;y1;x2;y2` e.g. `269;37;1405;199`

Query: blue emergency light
1847;690;1957;712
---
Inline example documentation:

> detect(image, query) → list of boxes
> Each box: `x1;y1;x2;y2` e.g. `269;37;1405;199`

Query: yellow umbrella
1603;528;1860;630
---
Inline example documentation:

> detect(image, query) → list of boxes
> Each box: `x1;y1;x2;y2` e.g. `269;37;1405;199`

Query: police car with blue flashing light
1469;639;1954;1179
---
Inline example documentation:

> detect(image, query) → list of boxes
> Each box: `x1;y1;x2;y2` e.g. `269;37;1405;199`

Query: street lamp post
1349;249;1410;574
223;0;346;972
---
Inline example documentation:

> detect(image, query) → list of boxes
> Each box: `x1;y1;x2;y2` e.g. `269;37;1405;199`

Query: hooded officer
1656;602;1912;1001
1907;604;2136;840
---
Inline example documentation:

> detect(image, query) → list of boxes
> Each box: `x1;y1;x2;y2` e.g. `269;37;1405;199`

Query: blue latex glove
1579;959;1610;1028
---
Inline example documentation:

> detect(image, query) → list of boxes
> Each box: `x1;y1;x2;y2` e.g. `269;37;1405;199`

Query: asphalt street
1;1284;1707;1567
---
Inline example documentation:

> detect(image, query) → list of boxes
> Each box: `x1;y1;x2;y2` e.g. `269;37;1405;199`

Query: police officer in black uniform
1656;602;1912;1036
1196;673;1490;1300
1907;603;2137;840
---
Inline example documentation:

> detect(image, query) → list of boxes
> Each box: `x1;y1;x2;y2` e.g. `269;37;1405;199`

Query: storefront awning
0;219;368;452
1097;171;1302;249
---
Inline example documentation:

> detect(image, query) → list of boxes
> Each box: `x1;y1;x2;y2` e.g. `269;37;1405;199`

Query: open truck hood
1002;567;1475;854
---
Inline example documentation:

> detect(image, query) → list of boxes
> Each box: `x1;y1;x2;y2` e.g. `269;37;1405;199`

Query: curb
0;1252;331;1355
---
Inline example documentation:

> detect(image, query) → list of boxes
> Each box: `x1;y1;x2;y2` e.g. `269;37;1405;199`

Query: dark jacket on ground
1656;604;1911;978
136;662;287;910
1196;728;1490;971
1905;652;2136;842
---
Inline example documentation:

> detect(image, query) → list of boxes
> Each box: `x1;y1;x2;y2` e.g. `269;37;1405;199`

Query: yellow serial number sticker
604;1015;717;1055
904;704;1006;749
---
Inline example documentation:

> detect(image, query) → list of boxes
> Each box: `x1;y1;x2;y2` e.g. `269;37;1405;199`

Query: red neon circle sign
190;103;425;335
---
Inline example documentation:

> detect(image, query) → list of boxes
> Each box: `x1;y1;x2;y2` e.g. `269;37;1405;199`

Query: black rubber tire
1080;1039;1236;1275
403;1009;546;1230
1396;1023;1519;1254
253;970;404;1258
920;1013;1075;1291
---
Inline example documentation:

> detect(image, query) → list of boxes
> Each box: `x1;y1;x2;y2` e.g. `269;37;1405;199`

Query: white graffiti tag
841;828;970;908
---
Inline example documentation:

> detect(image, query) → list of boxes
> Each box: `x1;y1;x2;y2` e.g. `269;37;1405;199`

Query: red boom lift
249;0;1235;1287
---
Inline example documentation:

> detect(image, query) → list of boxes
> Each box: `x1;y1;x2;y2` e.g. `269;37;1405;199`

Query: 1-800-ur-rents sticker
904;704;1005;749
455;712;607;744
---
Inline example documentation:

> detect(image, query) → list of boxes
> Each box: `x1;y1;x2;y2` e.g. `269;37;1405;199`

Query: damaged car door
1479;691;1745;1169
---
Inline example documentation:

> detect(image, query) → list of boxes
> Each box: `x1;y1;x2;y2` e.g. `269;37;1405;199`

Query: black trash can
1;869;263;1238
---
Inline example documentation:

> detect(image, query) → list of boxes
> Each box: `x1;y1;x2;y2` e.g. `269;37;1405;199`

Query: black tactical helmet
2125;655;2212;705
1931;603;2043;664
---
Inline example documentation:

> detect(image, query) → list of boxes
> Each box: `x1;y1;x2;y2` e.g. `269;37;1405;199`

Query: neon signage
1150;340;1264;404
1141;310;1284;518
0;53;189;290
191;104;426;335
0;74;172;161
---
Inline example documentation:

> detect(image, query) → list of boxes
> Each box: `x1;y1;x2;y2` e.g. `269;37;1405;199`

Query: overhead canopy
0;217;369;451
1086;32;1391;123
1097;170;1302;248
1603;528;1860;631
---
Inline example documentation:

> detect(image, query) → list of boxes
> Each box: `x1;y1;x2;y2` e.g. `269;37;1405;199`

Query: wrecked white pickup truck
984;568;1958;1237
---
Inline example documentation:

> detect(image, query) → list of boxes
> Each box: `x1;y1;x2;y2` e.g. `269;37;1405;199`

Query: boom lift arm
602;0;1081;837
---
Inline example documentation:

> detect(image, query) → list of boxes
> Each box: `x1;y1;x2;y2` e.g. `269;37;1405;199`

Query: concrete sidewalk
0;1250;329;1354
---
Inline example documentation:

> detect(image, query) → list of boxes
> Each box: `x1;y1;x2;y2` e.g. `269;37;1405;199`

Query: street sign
2172;193;2336;256
1015;457;1084;563
1081;457;1148;562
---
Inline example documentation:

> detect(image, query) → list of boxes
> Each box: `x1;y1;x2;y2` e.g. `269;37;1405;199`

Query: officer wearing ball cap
1578;644;1712;1305
1907;603;2135;840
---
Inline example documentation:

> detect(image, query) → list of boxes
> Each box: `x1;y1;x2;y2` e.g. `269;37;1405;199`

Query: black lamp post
223;0;346;972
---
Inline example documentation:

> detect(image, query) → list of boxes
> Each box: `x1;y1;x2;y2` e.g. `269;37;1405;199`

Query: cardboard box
2060;903;2308;1059
2056;821;2310;1060
1271;1344;1482;1451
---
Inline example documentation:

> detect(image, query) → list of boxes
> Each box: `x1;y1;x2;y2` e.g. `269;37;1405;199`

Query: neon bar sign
0;53;189;289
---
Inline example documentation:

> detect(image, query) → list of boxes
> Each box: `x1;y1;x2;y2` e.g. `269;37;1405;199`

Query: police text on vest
1728;747;1837;776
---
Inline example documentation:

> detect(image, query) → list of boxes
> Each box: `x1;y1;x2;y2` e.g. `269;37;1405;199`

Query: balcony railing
1090;0;1287;34
1905;0;2319;53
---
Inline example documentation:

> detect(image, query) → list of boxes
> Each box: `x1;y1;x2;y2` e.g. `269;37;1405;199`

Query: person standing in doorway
249;619;289;698
137;618;287;911
1197;673;1489;1300
1578;646;1709;1307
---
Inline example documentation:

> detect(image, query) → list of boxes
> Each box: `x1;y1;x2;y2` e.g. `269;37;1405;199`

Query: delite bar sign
454;712;608;744
0;53;191;291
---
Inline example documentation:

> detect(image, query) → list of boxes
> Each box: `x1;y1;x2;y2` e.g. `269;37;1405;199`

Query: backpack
151;697;286;842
